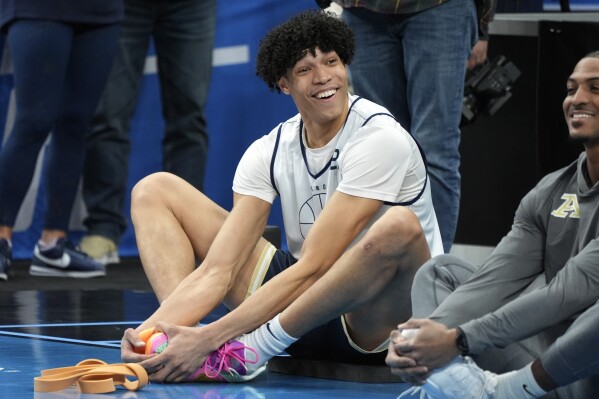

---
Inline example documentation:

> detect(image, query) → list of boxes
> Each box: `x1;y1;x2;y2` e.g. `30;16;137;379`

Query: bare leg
131;172;266;307
0;226;12;240
281;206;431;350
40;229;66;244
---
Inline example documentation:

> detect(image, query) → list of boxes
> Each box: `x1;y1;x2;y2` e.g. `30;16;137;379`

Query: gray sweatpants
542;300;599;387
411;254;599;399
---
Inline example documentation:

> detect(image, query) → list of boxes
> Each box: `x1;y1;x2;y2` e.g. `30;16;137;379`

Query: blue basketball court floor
0;283;411;398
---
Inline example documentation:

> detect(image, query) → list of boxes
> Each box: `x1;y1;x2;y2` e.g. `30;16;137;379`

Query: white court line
0;321;142;348
0;321;208;346
0;321;143;328
0;330;121;348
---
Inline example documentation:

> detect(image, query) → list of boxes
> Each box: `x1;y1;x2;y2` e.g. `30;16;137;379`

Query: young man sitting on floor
120;10;443;382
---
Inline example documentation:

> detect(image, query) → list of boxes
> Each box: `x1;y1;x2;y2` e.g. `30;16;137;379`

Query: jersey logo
298;193;326;238
330;149;340;171
551;193;580;219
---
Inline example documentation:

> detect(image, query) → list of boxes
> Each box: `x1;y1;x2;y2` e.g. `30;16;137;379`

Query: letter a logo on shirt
551;193;580;219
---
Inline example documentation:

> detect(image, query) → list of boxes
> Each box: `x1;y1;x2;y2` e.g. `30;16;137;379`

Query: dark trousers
83;0;216;243
0;20;119;230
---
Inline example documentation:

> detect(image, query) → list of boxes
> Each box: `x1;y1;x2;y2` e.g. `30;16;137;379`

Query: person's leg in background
45;22;121;241
82;0;154;264
154;0;216;192
344;1;478;252
30;21;121;277
342;8;410;131
0;20;70;280
400;0;476;253
0;20;120;278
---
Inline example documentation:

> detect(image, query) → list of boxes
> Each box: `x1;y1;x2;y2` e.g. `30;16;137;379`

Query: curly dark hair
256;10;355;93
584;50;599;59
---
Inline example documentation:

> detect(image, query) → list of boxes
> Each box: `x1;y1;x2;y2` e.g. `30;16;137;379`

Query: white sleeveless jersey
233;95;443;259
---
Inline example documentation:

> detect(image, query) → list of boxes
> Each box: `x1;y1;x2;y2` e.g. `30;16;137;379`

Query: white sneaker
398;357;498;399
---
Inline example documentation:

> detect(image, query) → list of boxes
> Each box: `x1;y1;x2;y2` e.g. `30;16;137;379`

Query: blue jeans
0;20;119;230
83;0;216;243
343;0;477;252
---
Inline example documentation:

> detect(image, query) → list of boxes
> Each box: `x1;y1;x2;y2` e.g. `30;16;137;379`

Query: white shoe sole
222;364;267;382
29;265;106;278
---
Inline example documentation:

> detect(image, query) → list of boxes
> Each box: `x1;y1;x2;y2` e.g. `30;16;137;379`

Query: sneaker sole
0;272;7;281
227;364;267;382
220;364;267;383
29;265;106;278
190;364;267;383
94;253;120;266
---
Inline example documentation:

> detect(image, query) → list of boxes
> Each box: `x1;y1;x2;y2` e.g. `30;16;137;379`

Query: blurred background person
0;0;123;280
79;0;216;265
329;0;495;252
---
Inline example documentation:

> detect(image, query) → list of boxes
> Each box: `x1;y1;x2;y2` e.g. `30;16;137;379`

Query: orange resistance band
34;359;149;394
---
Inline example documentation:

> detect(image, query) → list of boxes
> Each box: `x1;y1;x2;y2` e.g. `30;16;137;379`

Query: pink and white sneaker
140;328;265;382
188;340;265;382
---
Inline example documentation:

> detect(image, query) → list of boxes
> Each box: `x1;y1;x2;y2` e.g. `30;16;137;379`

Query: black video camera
462;55;521;125
315;0;332;8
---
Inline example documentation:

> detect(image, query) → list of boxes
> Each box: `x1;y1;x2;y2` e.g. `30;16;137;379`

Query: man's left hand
467;40;488;70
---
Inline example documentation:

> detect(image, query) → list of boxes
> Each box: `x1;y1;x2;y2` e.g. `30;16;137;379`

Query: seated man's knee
131;172;180;215
362;207;425;257
377;207;424;247
413;254;476;294
413;256;437;282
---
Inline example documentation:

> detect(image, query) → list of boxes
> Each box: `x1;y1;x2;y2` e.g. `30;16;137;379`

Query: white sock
238;314;298;372
496;363;547;399
38;239;58;250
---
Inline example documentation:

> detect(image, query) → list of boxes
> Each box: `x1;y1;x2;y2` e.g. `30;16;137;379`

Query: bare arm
135;194;271;332
139;191;383;381
203;191;383;345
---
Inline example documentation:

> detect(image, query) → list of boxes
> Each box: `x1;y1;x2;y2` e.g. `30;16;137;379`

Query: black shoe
0;238;11;281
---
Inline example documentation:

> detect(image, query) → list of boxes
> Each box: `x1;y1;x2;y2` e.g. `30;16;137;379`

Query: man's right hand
385;319;461;383
386;329;431;384
121;328;152;363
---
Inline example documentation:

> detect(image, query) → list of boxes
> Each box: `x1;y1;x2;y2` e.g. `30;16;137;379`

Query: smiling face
277;48;349;143
563;57;599;146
